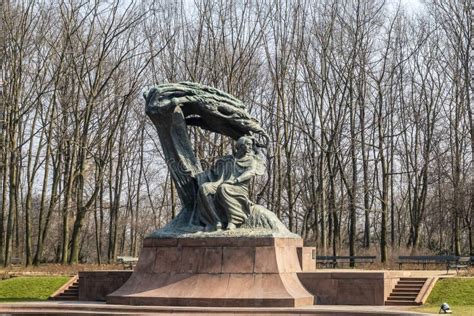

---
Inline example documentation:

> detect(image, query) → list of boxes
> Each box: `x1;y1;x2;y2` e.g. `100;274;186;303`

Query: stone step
399;277;426;281
396;284;423;288
398;281;425;285
387;296;417;301
63;289;78;295
392;289;419;294
395;285;423;289
49;276;80;301
52;294;79;301
385;277;428;306
390;292;418;297
394;288;422;292
52;295;78;301
57;293;78;297
385;300;420;306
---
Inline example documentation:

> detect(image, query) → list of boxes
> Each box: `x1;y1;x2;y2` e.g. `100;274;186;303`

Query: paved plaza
0;301;431;315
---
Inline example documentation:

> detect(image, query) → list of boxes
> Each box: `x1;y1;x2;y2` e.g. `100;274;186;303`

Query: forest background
0;0;472;266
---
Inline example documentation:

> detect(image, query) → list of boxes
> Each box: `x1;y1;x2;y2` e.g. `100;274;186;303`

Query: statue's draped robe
198;153;266;226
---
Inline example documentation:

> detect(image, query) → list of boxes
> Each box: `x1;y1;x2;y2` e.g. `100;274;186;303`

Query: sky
395;0;427;15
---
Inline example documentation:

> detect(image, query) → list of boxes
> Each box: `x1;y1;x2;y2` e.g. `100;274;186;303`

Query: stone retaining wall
79;271;132;301
79;270;399;305
297;272;393;305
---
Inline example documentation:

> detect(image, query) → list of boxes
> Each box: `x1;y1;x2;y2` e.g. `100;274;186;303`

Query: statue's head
235;136;254;157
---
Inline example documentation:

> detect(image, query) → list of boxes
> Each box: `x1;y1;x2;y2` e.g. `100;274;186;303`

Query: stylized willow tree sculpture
144;82;289;236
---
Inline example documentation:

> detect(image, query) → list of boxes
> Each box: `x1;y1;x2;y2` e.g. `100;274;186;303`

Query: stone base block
107;237;313;307
297;247;316;271
298;272;389;305
79;271;132;301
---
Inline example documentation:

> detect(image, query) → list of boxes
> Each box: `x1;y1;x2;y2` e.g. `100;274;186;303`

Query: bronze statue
198;136;265;231
143;82;293;237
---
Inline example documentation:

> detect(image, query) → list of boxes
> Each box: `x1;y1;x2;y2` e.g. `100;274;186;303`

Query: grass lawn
0;276;70;302
413;278;474;315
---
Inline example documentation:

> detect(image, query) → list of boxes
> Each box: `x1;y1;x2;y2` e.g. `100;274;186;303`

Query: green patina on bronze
144;82;295;238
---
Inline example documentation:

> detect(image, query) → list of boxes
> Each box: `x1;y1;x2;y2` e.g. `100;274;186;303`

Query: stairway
49;276;79;301
385;277;427;306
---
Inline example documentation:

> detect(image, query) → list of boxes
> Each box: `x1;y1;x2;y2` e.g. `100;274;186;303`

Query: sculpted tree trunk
145;93;203;212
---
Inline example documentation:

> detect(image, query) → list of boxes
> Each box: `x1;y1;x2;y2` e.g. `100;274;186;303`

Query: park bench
316;255;376;268
10;257;21;265
116;256;138;270
447;257;471;274
397;255;470;273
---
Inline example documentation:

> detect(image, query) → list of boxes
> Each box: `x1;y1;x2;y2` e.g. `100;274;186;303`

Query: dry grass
0;264;125;277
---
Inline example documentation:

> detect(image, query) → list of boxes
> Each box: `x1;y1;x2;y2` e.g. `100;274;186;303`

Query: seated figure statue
144;82;294;237
197;136;265;231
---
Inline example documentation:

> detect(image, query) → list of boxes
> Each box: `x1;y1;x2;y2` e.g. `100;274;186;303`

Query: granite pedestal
107;236;314;307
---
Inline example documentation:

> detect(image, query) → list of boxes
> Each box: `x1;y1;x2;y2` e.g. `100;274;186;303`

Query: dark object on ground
439;302;452;314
